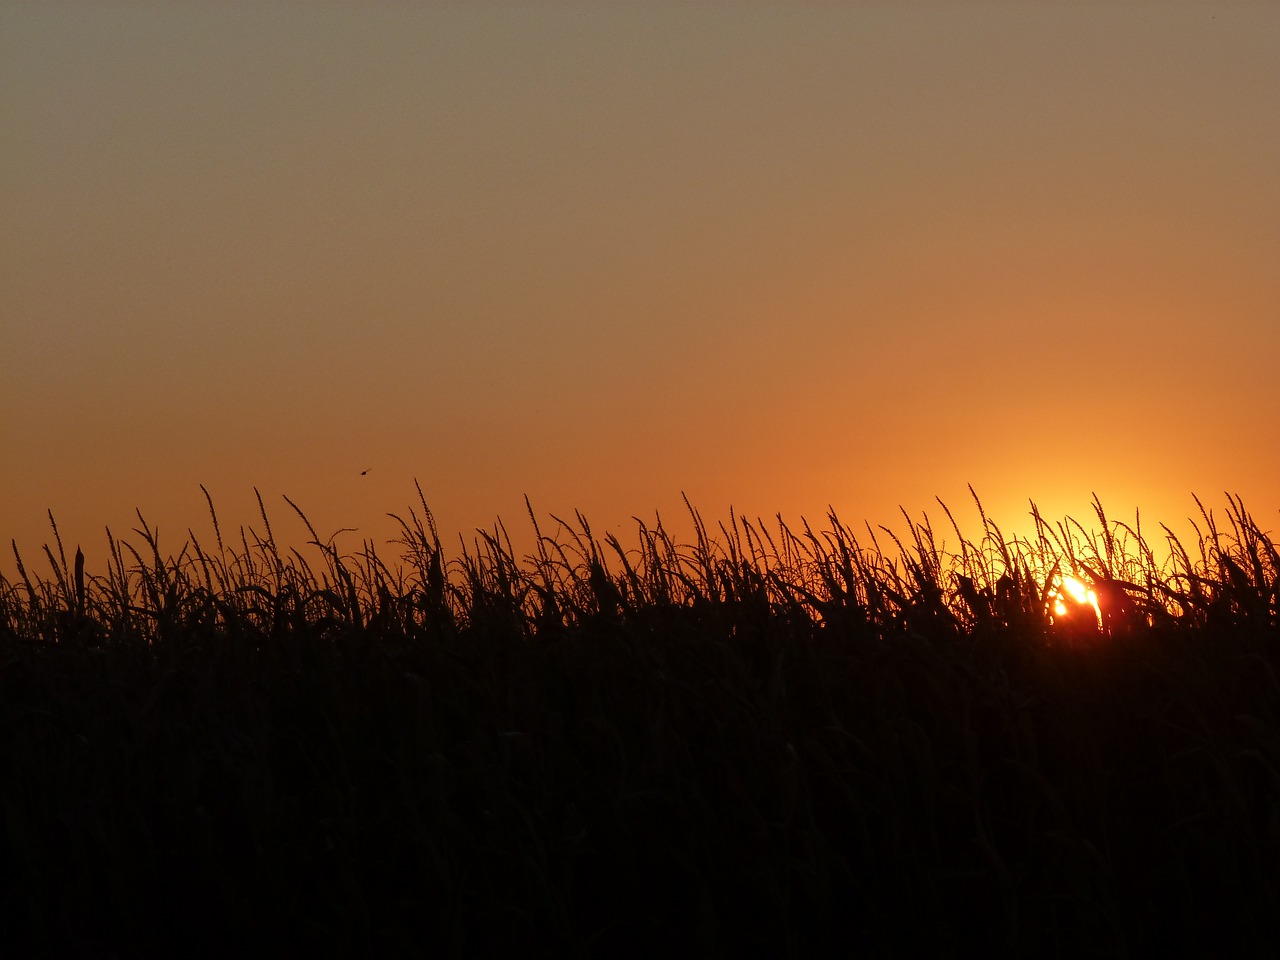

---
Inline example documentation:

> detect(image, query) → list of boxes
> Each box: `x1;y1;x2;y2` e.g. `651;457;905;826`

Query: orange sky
3;4;1277;577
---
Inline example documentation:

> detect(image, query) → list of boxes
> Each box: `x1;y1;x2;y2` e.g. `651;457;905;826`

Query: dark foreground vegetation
2;487;1278;957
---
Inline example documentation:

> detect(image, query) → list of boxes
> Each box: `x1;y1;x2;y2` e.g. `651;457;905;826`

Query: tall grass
1;486;1277;957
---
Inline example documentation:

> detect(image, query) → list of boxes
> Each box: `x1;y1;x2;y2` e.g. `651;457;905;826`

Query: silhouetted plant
1;489;1277;957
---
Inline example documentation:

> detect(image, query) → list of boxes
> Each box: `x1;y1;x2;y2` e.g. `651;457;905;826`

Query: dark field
2;488;1278;957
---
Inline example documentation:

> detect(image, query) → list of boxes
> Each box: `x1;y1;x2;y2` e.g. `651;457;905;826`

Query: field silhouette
2;487;1278;956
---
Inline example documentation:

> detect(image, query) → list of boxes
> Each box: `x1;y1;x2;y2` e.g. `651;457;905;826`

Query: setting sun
1053;574;1101;625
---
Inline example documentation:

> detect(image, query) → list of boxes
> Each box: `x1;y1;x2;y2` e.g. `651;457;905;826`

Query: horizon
7;482;1270;596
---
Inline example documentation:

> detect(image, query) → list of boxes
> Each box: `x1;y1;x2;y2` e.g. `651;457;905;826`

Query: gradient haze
3;3;1277;570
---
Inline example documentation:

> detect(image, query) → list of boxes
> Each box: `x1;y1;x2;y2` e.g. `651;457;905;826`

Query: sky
3;3;1278;576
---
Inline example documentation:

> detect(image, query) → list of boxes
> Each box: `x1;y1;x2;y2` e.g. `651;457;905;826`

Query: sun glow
1053;575;1101;624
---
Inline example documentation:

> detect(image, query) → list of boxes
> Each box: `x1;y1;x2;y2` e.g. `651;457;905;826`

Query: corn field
2;486;1278;957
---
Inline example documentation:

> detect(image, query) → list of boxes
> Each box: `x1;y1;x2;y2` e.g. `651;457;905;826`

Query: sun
1053;574;1101;624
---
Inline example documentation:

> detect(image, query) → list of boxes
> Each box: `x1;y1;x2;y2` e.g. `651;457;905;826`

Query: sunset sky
3;3;1277;575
